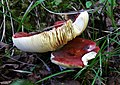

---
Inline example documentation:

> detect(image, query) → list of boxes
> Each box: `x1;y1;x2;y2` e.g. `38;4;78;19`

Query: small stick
41;3;101;16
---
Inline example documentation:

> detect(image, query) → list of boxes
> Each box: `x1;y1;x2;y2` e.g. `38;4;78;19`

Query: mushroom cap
12;11;89;53
54;21;65;28
51;37;100;68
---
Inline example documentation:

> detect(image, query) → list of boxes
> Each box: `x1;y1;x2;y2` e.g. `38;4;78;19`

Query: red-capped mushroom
51;37;100;68
12;11;89;53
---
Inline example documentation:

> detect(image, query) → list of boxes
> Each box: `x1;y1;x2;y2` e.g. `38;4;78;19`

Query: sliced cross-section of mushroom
12;11;89;53
51;37;100;68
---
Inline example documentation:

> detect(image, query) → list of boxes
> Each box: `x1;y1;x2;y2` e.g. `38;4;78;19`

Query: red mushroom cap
51;37;100;68
54;21;65;28
13;32;32;38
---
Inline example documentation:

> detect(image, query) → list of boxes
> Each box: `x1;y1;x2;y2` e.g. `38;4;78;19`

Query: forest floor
0;0;120;85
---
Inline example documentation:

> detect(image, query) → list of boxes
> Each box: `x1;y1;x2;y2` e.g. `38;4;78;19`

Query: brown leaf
0;42;9;55
1;64;19;69
0;41;9;50
51;80;80;85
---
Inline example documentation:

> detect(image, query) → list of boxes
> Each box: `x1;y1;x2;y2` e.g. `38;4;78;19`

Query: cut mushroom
12;11;89;52
51;37;100;68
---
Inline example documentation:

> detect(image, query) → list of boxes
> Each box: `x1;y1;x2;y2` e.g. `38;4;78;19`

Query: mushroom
12;11;89;53
51;37;100;68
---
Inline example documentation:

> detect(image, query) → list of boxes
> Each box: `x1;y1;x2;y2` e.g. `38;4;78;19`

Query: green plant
10;79;35;85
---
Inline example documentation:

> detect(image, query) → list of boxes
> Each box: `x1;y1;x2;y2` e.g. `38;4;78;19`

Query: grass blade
36;69;74;84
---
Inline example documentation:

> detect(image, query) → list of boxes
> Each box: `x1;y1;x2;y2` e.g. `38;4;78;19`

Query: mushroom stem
82;51;97;66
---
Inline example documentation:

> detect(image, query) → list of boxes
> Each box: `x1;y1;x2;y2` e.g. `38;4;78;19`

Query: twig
95;27;120;41
0;73;11;80
0;21;3;30
41;2;103;16
41;3;95;16
9;57;35;66
6;0;14;35
88;26;113;34
1;0;6;41
34;54;51;72
34;6;41;29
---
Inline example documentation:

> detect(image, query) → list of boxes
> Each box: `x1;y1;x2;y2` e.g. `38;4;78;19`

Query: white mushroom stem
12;11;89;52
82;51;97;66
